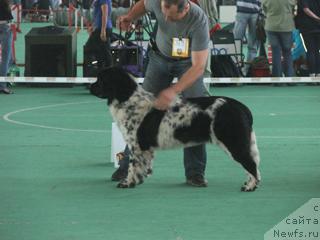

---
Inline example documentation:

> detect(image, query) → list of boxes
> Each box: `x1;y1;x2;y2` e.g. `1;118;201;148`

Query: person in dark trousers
112;0;210;187
84;0;113;74
296;0;320;77
0;0;14;94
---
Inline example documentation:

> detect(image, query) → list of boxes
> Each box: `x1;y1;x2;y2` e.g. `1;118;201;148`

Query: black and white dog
91;67;261;191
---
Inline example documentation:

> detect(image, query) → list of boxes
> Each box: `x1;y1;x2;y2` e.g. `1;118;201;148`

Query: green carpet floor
1;85;319;240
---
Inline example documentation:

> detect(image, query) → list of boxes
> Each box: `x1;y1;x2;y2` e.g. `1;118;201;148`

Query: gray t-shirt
145;0;209;58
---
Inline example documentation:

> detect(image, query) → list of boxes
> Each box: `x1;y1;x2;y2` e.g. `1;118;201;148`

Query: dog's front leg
143;151;154;177
117;150;154;188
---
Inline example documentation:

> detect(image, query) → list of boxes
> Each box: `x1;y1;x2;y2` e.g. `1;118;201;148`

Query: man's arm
172;49;208;93
303;7;320;22
154;49;209;110
100;3;108;41
118;0;147;30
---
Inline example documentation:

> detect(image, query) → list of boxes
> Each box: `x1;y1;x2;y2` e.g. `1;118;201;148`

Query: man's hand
117;15;133;31
100;30;107;42
154;88;177;110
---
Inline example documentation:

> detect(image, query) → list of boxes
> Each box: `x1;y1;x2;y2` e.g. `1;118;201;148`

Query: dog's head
90;67;138;105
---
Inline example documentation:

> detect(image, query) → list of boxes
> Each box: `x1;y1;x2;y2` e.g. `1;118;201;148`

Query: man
233;0;261;76
112;0;210;187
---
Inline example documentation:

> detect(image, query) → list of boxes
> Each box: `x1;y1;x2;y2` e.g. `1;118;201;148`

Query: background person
296;0;320;77
84;0;113;74
0;0;14;94
262;0;295;77
233;0;261;76
194;0;219;78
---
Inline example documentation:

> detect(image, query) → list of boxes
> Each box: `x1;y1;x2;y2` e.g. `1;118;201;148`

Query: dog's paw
241;184;257;192
146;168;153;177
117;180;136;188
241;178;259;192
136;174;144;184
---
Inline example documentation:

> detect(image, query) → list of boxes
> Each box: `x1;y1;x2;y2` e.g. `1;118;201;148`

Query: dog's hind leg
238;131;261;192
117;150;154;188
215;130;260;192
234;131;261;192
248;131;261;182
233;150;259;192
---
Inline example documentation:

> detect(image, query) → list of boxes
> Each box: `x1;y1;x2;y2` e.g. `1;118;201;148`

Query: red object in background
267;45;272;64
251;68;271;77
210;23;221;36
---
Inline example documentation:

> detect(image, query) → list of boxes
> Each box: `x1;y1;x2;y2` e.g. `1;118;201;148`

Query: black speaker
83;45;112;77
25;26;77;77
211;29;235;45
110;46;140;66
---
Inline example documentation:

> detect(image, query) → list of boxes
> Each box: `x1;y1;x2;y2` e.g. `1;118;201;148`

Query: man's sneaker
186;175;208;187
111;168;128;181
0;87;13;94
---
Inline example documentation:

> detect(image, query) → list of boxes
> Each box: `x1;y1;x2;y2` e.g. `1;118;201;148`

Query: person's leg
233;12;249;42
182;90;207;185
172;61;208;186
301;33;316;75
267;31;282;77
233;12;250;74
101;28;113;68
0;32;5;89
0;25;13;92
315;34;320;75
84;30;100;66
246;13;259;62
111;145;130;181
279;32;294;77
49;0;60;10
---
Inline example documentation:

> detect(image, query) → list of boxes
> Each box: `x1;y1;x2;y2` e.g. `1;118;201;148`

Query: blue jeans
266;31;294;77
0;24;12;90
233;12;259;72
120;49;208;178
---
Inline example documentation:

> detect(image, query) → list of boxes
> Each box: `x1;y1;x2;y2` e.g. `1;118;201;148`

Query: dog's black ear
90;70;109;99
114;68;138;103
97;67;137;104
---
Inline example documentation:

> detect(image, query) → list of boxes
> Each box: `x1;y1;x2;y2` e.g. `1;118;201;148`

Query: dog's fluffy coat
91;67;261;191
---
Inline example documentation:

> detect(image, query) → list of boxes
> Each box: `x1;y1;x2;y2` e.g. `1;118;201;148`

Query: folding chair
211;29;244;69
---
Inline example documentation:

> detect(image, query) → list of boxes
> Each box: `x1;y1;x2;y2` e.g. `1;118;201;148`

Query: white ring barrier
1;76;320;83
